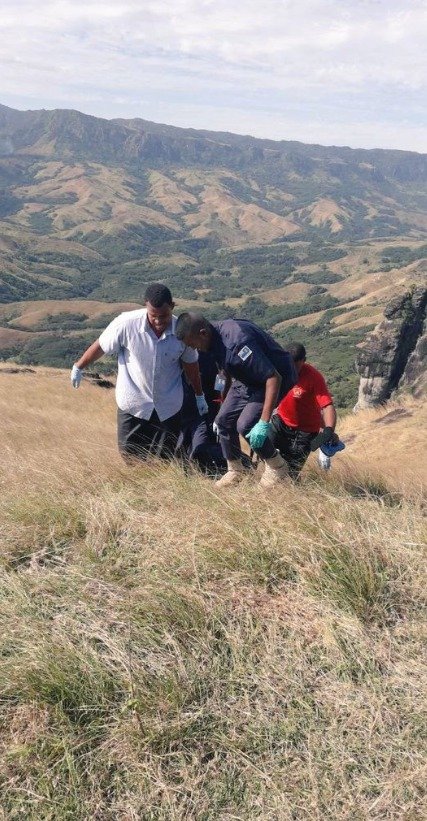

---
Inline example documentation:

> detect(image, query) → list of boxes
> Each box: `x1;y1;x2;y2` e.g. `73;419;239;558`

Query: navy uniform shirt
210;320;297;395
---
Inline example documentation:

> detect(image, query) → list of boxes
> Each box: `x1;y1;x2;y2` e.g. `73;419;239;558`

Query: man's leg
151;409;182;460
236;400;276;460
215;382;250;461
214;382;252;486
270;416;311;480
117;409;156;462
237;401;289;488
289;429;315;480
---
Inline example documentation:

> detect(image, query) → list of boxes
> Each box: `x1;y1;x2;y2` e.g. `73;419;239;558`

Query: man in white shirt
70;283;208;461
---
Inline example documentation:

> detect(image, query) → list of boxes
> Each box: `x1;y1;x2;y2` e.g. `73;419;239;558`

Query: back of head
175;312;210;341
287;342;306;363
144;283;173;307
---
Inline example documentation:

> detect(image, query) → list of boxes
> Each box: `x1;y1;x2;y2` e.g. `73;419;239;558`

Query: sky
1;0;426;152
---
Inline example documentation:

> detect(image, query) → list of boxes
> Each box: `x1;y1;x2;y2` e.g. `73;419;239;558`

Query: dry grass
336;395;427;493
0;371;426;819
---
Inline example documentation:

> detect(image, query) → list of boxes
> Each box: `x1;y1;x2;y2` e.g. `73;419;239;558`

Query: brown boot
259;451;288;489
215;460;248;488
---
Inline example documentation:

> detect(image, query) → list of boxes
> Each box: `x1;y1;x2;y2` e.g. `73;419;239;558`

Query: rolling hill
0;104;426;405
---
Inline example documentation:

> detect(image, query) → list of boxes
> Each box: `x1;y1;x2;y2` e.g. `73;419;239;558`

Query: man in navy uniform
175;313;297;488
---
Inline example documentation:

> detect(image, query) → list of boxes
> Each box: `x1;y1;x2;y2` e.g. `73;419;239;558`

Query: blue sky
1;0;426;152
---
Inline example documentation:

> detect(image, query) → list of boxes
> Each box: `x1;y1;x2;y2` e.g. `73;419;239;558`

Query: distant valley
0;103;426;405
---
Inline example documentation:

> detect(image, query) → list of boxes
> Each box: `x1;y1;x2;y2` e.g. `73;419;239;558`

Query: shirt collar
142;310;175;339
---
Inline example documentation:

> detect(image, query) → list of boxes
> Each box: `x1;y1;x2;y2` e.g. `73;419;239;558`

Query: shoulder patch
237;345;252;362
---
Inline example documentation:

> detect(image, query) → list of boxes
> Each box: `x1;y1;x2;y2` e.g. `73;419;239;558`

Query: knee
236;415;253;438
215;410;235;435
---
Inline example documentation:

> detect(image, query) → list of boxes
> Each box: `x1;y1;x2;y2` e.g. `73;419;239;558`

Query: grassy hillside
0;369;425;818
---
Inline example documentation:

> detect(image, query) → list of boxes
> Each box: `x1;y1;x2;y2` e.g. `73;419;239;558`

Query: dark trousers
177;417;227;476
117;408;182;461
215;381;276;461
270;415;316;479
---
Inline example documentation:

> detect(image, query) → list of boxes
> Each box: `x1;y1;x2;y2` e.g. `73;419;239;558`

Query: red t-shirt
276;363;333;433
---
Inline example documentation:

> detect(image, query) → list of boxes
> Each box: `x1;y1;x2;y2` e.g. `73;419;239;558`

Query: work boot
215;460;248;487
259;451;289;489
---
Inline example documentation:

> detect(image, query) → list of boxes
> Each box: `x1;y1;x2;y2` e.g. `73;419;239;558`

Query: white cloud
1;0;426;150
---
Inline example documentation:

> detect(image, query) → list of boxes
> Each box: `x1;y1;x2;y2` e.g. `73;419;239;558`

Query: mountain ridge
0;104;426;406
1;103;426;176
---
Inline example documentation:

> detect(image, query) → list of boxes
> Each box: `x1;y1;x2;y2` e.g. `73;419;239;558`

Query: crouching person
270;342;338;479
177;350;227;475
175;313;297;489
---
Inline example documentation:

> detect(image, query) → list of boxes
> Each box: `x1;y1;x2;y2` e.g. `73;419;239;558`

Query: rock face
355;287;427;409
398;326;427;398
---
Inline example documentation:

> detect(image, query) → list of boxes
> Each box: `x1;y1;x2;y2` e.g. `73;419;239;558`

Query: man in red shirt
270;342;337;479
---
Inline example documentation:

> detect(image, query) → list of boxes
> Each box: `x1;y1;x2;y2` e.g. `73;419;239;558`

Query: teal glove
246;420;271;450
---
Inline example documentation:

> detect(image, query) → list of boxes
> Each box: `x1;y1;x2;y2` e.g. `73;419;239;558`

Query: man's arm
182;360;209;415
310;403;338;451
321;403;337;431
75;341;105;370
245;371;281;449
71;341;105;387
181;360;203;396
260;372;281;421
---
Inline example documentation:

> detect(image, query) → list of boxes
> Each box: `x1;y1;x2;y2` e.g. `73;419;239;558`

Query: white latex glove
196;393;209;416
212;421;219;436
71;364;83;388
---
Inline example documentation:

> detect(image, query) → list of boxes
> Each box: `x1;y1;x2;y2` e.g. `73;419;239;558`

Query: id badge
215;374;226;392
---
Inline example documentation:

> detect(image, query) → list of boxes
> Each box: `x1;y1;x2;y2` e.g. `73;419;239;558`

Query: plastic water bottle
318;450;331;470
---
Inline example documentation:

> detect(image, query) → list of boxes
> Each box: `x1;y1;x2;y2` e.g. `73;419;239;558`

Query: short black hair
175;312;210;341
287;342;306;362
144;283;173;307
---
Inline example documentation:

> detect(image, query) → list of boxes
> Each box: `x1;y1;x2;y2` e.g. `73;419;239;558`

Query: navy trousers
177;416;227;475
215;381;276;461
117;408;182;461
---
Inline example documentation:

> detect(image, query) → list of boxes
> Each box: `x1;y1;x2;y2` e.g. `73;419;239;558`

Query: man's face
146;301;174;336
183;328;210;352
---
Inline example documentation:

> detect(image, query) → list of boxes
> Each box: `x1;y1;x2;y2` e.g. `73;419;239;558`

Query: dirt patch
0;367;36;375
342;433;357;445
374;408;413;425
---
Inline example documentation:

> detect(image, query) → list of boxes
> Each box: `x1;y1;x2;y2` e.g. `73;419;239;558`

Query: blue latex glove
71;364;83;388
320;440;346;457
246;420;271;450
196;393;209;416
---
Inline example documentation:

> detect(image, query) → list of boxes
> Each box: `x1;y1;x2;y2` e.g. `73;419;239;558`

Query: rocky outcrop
398;326;427;398
355;286;427;409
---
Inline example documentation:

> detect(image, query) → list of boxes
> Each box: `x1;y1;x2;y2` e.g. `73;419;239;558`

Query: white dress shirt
98;309;198;421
